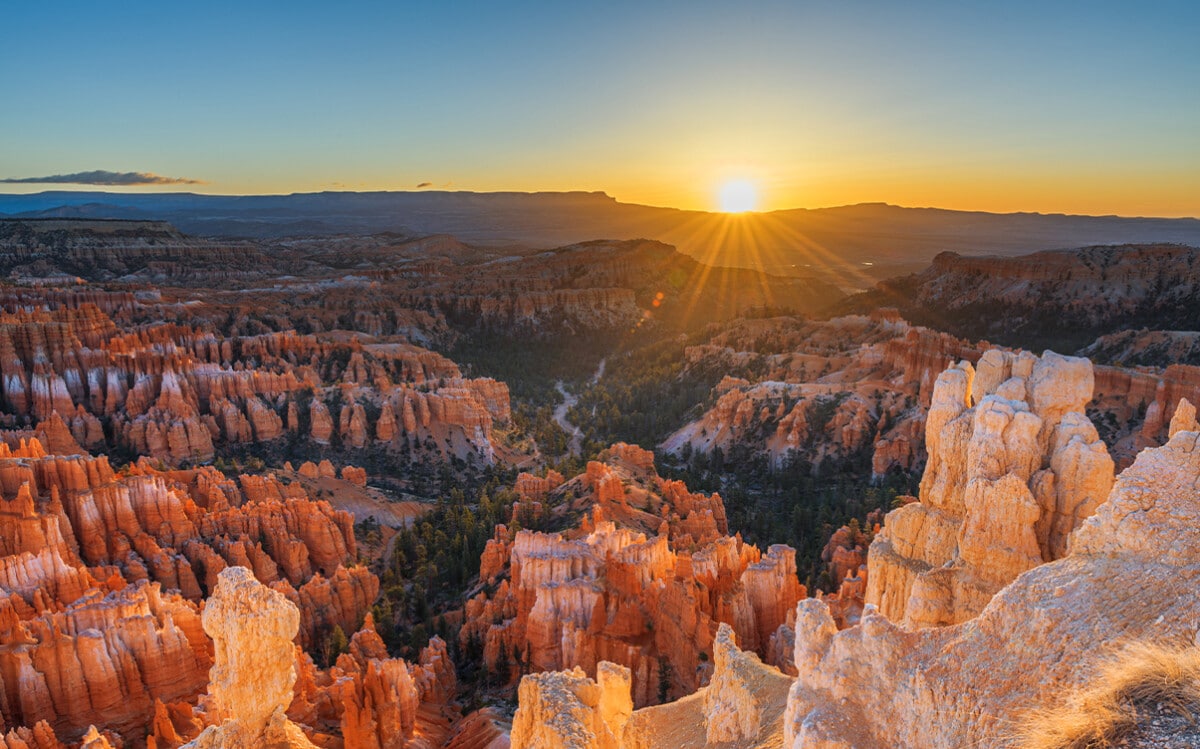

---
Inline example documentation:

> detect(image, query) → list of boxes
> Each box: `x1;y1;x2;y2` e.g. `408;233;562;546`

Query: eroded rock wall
865;350;1114;627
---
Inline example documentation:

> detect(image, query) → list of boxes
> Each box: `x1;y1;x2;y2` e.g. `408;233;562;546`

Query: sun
718;179;759;213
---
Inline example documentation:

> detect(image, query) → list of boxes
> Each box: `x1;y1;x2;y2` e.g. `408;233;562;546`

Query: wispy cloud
416;181;432;189
0;170;204;186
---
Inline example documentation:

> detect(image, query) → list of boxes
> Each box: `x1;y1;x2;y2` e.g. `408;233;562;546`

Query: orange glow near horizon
3;168;1198;219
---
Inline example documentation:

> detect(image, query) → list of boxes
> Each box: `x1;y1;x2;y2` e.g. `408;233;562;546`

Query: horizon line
0;188;1197;222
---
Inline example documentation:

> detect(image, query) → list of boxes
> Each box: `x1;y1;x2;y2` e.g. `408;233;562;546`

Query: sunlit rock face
510;622;792;749
461;444;805;708
510;662;633;749
0;283;514;469
661;314;983;478
0;434;388;745
183;566;317;748
703;624;762;744
0;580;210;743
865;350;1114;627
783;386;1200;748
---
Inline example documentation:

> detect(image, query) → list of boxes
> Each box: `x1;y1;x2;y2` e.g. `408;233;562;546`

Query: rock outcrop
0;285;515;469
0;581;210;742
463;445;804;708
702;625;762;744
662;315;981;477
865;350;1114;627
510;621;792;749
0;440;377;742
782;382;1200;748
856;244;1200;349
510;662;633;749
183;566;317;748
288;613;459;749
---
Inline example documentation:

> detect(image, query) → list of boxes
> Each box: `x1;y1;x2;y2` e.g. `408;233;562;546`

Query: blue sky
2;1;1198;214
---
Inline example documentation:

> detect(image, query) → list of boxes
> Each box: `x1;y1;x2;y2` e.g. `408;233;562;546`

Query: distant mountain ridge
0;218;842;324
837;243;1200;351
3;191;1200;288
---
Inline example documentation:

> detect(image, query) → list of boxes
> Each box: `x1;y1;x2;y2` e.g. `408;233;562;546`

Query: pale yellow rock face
1169;396;1198;438
509;664;631;749
866;350;1114;627
596;662;634;744
1034;412;1115;559
182;566;317;749
510;629;792;749
785;406;1200;748
703;624;762;744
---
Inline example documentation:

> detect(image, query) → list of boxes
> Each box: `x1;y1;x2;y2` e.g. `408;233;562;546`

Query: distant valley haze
4;189;1200;291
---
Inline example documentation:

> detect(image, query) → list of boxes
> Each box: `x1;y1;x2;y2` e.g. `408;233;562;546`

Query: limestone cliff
784;386;1200;748
865;350;1114;627
183;566;317;748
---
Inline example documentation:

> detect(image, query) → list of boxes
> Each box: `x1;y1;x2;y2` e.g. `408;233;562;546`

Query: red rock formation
0;439;377;742
461;446;804;708
280;565;380;651
0;581;210;742
310;399;334;444
285;613;459;749
341;465;367;486
513;471;565;502
0;285;515;471
662;315;981;477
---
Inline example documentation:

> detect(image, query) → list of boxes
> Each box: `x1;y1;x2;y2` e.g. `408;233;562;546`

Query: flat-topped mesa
784;398;1200;748
183;566;317;749
865;349;1115;628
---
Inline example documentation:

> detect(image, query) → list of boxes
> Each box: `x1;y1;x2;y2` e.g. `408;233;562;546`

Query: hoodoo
183;566;317;748
782;364;1200;748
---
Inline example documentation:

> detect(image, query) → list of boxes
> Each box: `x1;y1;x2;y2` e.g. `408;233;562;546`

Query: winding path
552;358;606;457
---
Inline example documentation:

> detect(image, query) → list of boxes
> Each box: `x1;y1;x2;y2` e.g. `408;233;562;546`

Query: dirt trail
552;358;605;456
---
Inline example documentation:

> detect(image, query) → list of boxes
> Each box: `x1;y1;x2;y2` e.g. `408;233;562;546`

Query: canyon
661;306;1200;483
507;354;1200;748
0;218;1196;748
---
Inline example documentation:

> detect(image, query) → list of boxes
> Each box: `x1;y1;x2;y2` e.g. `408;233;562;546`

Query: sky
2;1;1198;216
